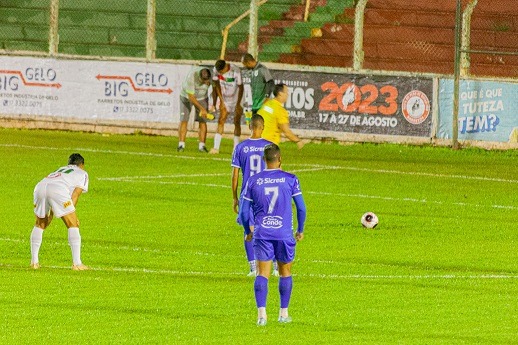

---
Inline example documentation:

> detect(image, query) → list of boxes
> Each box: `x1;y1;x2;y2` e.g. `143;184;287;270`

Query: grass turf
0;128;516;344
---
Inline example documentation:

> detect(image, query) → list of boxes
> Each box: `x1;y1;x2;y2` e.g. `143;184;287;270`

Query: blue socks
279;276;293;308
244;239;254;262
255;275;293;309
254;276;268;308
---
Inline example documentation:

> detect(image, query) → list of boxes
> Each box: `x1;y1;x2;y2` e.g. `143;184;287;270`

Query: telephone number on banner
113;106;154;114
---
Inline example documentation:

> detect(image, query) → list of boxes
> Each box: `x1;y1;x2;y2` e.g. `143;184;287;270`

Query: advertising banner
1;56;436;139
438;80;518;143
0;56;190;123
242;70;433;137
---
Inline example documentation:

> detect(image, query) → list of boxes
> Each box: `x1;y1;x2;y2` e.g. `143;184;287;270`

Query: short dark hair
273;83;287;97
215;59;226;72
200;68;211;81
68;153;84;166
241;53;255;63
263;143;280;163
251;114;264;129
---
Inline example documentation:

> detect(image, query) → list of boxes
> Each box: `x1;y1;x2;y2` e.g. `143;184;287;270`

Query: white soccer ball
361;212;379;229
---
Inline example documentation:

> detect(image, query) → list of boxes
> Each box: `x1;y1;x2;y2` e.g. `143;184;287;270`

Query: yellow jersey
258;98;289;144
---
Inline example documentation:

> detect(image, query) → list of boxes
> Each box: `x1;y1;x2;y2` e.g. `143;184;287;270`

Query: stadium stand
58;0;147;57
0;0;296;60
277;0;518;77
225;0;354;62
468;1;518;77
0;0;50;52
0;0;515;77
155;0;298;60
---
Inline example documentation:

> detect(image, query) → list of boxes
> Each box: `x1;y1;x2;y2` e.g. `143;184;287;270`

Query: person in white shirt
210;59;244;154
30;153;90;270
178;67;212;152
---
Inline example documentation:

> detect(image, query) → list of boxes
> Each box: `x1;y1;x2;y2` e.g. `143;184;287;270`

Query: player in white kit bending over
210;59;244;154
30;153;90;270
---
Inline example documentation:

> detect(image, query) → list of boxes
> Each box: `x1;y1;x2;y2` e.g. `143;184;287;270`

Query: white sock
179;141;185;148
273;260;278;271
258;307;267;319
280;308;289;318
213;133;222;150
199;142;206;150
68;227;82;265
249;260;256;272
30;227;44;264
233;136;240;148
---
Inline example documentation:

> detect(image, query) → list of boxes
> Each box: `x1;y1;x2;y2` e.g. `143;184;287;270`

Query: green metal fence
0;0;516;78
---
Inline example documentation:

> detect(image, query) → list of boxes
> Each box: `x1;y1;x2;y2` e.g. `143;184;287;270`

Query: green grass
0;128;517;344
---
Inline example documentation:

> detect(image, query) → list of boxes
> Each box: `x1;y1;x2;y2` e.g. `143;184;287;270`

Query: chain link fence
463;0;518;78
0;0;516;78
1;0;50;53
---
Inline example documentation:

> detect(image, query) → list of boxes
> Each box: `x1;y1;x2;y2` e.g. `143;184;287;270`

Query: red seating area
278;0;518;78
225;0;327;61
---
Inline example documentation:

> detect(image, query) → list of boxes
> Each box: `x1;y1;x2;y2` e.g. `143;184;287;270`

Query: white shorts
222;101;238;114
33;182;76;218
218;94;242;114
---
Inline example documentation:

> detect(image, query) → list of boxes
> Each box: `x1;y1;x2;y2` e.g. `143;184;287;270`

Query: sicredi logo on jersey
256;177;286;185
243;146;264;153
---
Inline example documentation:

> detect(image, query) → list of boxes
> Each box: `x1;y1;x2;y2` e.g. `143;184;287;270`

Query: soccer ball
361;212;379;229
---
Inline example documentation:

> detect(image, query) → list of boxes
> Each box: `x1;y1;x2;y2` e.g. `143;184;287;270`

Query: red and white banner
1;56;434;138
0;56;191;122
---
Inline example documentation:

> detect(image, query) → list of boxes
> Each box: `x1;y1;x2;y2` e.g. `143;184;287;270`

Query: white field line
302;273;518;280
2;238;516;279
98;173;229;181
290;167;342;173
0;237;164;254
0;143;228;162
0;237;241;258
3;143;517;184
98;167;338;182
4;143;516;208
306;191;518;210
99;164;518;184
99;177;518;210
336;166;518;184
3;236;516;279
1;263;516;279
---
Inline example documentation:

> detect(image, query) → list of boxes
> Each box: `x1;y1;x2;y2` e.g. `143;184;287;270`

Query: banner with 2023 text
2;56;434;138
0;56;191;122
243;70;433;137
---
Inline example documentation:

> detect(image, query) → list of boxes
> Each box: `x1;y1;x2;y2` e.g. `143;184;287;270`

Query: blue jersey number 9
249;154;262;177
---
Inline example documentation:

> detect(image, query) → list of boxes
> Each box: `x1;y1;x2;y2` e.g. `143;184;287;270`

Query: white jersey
39;165;89;195
180;67;210;100
33;165;89;218
213;64;242;104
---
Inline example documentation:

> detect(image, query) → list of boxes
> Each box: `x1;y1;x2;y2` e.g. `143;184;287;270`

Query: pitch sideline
0;263;516;280
2;143;517;184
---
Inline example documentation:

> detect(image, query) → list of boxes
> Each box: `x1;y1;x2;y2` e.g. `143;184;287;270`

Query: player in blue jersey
240;143;307;326
231;114;274;276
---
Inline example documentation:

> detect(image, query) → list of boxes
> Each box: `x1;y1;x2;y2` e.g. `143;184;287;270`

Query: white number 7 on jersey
264;186;279;214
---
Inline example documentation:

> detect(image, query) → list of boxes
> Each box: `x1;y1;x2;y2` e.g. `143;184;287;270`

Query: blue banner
438;80;518;143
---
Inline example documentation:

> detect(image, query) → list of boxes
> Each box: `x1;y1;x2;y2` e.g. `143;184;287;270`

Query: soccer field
0;128;516;344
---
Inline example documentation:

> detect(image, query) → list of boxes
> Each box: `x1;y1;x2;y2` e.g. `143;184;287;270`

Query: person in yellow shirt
258;83;305;149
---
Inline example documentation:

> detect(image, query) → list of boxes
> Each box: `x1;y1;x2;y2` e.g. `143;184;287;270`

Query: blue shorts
253;238;296;263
